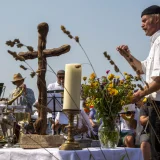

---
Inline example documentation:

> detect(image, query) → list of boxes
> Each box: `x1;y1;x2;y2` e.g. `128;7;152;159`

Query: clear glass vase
98;120;119;148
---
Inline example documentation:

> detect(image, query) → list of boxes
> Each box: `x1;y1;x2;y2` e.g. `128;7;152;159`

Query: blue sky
0;0;159;98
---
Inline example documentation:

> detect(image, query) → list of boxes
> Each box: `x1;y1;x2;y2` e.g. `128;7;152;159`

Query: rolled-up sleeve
151;43;160;79
141;59;147;74
140;106;148;117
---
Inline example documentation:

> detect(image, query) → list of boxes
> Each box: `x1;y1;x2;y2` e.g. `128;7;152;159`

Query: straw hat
11;73;25;83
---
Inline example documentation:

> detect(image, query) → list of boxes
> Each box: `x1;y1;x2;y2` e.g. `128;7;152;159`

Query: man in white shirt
47;70;65;91
47;70;66;134
116;5;160;160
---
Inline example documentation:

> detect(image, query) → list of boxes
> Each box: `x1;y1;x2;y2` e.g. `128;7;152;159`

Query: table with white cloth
0;147;143;160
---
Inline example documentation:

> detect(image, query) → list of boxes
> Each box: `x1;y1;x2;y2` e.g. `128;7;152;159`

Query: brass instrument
120;111;135;120
7;87;24;105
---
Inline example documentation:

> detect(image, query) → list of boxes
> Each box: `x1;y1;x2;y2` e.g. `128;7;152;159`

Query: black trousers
148;101;160;160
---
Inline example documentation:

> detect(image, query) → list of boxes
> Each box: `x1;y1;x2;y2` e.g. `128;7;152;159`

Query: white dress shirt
141;30;160;101
47;81;67;125
47;81;64;91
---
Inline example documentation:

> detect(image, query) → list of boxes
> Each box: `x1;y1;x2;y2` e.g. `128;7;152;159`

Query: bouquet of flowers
82;71;137;120
81;71;138;147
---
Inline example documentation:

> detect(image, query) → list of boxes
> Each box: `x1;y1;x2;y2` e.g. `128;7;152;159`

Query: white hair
148;14;160;29
150;14;160;21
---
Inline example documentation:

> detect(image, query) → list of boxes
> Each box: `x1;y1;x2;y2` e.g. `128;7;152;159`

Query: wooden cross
9;22;70;135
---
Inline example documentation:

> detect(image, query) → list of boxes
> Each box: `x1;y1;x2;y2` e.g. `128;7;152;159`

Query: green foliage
99;124;119;148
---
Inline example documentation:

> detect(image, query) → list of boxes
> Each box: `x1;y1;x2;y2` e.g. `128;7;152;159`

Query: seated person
47;70;65;135
118;104;137;148
135;100;144;146
89;107;99;140
52;109;91;139
8;73;35;114
47;92;64;135
52;111;68;135
73;109;89;139
140;104;151;160
8;73;35;141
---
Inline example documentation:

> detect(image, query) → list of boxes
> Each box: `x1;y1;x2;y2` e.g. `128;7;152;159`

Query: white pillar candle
63;63;81;110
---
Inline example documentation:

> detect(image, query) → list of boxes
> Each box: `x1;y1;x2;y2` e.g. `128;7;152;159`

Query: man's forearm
140;116;149;126
117;45;144;74
89;119;95;127
139;77;160;98
123;54;144;74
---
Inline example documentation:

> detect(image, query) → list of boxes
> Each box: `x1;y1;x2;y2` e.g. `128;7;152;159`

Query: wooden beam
18;44;70;60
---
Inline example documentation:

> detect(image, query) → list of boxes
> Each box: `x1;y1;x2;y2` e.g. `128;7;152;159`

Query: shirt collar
150;30;160;45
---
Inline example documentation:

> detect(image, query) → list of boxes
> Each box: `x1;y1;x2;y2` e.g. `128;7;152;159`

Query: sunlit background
0;0;159;98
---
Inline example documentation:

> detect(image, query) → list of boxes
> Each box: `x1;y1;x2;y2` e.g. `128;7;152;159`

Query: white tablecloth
0;147;143;160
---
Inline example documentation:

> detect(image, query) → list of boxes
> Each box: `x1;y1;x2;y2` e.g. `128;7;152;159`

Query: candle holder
59;109;82;150
2;108;15;148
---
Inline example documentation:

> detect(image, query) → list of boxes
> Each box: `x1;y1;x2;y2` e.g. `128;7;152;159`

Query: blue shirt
89;108;99;135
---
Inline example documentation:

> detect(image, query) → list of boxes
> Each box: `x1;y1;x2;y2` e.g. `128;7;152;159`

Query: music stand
0;83;5;98
47;90;64;134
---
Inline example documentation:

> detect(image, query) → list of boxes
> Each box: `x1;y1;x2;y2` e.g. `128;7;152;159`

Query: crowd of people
7;70;158;159
2;4;160;160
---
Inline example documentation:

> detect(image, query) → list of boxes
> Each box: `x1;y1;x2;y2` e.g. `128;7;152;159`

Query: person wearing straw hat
9;73;35;114
116;5;160;160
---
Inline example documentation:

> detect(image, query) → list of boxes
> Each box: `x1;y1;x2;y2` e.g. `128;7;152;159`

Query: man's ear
154;15;160;24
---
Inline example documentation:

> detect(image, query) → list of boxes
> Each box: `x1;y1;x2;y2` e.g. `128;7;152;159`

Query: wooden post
36;23;48;134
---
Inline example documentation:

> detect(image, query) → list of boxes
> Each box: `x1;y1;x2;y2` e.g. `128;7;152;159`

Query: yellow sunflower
90;73;96;80
108;73;115;81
